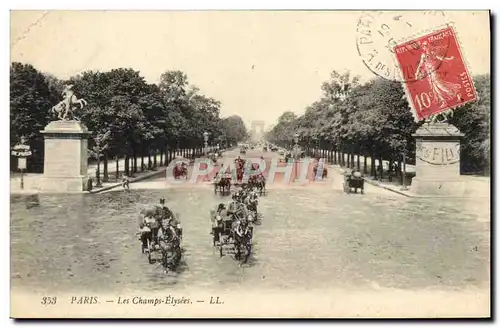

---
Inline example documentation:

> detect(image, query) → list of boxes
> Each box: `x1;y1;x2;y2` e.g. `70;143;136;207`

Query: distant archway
251;120;265;140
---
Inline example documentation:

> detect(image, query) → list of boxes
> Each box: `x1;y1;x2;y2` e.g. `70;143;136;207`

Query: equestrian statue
425;108;454;124
50;84;88;121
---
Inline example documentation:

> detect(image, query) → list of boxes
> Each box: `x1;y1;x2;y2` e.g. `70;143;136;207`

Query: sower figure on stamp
415;41;462;111
395;26;477;124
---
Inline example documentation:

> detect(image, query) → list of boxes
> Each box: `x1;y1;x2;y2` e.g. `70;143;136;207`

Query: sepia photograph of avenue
10;10;490;318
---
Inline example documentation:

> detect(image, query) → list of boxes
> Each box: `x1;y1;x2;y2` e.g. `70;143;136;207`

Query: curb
88;167;167;194
362;178;413;197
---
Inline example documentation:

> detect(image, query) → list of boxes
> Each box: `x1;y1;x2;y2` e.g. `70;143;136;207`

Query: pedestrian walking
122;174;130;191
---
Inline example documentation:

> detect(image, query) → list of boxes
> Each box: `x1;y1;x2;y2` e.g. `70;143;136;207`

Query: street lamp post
400;141;409;191
292;133;301;181
203;131;209;157
11;136;32;190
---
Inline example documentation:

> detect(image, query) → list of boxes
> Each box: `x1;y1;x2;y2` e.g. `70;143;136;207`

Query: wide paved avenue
11;147;490;294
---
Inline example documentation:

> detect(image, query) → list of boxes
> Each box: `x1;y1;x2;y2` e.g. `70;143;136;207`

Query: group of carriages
210;185;261;264
172;149;224;180
137;199;183;272
213;157;267;196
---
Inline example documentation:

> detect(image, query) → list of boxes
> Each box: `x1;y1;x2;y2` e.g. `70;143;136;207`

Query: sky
10;10;490;129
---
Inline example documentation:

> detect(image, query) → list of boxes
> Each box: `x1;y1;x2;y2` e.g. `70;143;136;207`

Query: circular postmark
356;11;450;82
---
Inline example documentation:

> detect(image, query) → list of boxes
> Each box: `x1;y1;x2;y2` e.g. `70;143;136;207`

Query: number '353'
41;297;57;305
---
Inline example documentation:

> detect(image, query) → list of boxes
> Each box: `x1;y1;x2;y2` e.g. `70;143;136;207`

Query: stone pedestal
40;121;92;192
411;123;465;197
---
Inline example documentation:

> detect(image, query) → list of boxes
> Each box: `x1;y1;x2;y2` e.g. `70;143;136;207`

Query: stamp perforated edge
392;22;480;122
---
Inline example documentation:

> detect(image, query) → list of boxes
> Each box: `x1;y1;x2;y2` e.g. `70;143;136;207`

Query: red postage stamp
394;26;477;121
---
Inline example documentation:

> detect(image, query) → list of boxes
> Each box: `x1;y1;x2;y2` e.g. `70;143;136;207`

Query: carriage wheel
147;239;153;264
234;246;240;261
141;236;146;254
243;244;252;264
162;250;169;271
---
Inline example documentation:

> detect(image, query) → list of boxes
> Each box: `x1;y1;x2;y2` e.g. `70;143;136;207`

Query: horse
232;221;252;264
215;177;231;195
173;164;188;179
50;94;88;121
157;228;182;272
429;108;454;124
253;174;266;195
245;196;259;221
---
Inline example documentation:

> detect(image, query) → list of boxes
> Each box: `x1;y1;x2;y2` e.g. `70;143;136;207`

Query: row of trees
266;70;490;175
10;62;249;176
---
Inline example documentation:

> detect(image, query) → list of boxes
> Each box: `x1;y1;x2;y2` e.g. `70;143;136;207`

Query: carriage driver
158;198;174;220
227;196;250;222
158;198;182;237
244;190;258;214
233;216;250;238
216;203;227;216
210;203;229;238
138;208;158;248
156;217;179;247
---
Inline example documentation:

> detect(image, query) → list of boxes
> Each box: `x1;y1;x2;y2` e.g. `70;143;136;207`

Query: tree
268;111;298;146
450;74;490;174
321;70;360;102
10;62;53;172
268;70;491;177
221;115;247;146
158;70;192;149
69;68;152;176
11;62;231;176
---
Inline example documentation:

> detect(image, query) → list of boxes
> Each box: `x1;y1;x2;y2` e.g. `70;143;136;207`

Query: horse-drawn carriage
343;170;364;194
313;160;328;179
139;208;183;272
248;174;266;195
214;174;232;196
210;207;253;263
173;162;188;179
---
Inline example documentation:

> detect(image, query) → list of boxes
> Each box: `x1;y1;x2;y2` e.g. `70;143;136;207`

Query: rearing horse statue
50;84;88;121
426;109;454;124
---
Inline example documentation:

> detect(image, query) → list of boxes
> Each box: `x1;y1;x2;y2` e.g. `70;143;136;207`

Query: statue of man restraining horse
50;84;88;121
425;108;454;124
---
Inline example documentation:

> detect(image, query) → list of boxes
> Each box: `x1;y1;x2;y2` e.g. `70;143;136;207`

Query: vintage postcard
10;10;491;318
